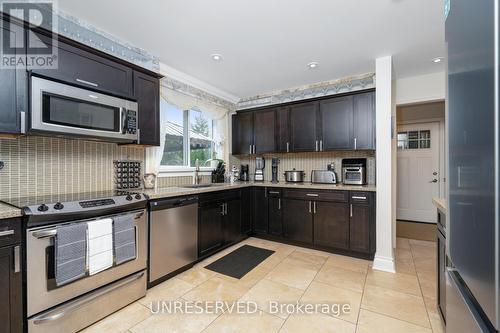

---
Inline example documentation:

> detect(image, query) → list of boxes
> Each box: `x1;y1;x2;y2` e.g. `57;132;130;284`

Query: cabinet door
0;17;27;134
30;32;134;98
283;199;313;244
254;109;276;154
268;197;282;236
241;188;253;235
232;113;254;155
224;199;242;244
199;203;224;257
353;92;375;150
0;246;22;333
277;107;290;152
314;202;350;250
289;102;319;152
319;96;353;150
134;71;160;146
349;204;372;253
253;187;268;234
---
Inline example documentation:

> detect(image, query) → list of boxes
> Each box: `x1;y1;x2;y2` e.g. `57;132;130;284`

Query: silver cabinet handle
278;198;281;210
136;128;141;144
20;111;26;134
221;203;225;216
32;271;144;325
249;145;252;154
350;204;353;217
313;202;316;214
286;142;290;152
253;145;256;154
0;230;14;237
13;245;20;273
225;203;228;215
306;193;319;197
320;140;323;151
309;201;312;213
76;78;98;87
352;196;367;200
315;140;319;151
269;191;280;194
354;138;357;150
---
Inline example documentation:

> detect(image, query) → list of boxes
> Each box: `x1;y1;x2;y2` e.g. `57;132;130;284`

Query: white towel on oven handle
87;218;113;275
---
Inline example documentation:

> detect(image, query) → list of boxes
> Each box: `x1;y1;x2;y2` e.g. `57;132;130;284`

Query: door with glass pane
397;122;440;223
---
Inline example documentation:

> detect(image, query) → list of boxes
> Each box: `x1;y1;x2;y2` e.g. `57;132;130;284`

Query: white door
397;122;440;223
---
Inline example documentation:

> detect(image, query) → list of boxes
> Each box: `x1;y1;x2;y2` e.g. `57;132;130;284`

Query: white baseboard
372;255;396;273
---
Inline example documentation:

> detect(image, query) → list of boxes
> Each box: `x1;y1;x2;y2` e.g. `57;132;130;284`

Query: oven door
26;209;147;317
343;168;363;185
30;76;138;142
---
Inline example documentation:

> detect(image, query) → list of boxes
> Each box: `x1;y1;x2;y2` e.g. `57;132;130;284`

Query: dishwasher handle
149;196;198;211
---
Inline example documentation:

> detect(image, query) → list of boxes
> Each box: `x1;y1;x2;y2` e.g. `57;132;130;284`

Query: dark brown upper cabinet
289;101;319;152
232;112;254;155
254;108;277;154
134;71;160;146
0;16;27;135
319;96;354;150
353;91;376;150
277;107;290;152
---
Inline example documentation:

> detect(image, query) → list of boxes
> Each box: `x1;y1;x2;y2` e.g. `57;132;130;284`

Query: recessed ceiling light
307;62;319;69
433;57;444;63
211;53;223;61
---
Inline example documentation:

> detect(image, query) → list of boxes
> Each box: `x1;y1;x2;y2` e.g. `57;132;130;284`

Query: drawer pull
306;193;319;197
352;196;367;200
269;191;280;194
76;78;99;87
0;230;14;237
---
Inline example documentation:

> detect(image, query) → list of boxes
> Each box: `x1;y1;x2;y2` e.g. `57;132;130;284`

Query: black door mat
204;245;275;279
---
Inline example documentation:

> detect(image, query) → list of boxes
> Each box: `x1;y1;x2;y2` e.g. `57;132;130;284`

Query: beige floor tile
183;276;249;303
139;278;195;309
396;237;411;250
357;309;432;333
418;274;437;300
409;239;437;248
425;298;445;333
300;281;362;324
273;244;298;257
411;245;437;259
203;311;283;333
361;285;430;328
266;262;318;290
413;257;437;275
366;269;421;296
281;250;328;271
314;265;366;293
129;311;218;333
258;252;288;272
395;258;417;276
215;266;269;288
81;303;151;333
279;313;356;333
240;279;304;319
324;254;370;273
177;267;217;286
395;248;413;261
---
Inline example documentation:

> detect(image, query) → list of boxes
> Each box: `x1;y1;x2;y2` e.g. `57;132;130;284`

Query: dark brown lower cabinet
224;199;242;244
349;203;372;252
241;188;253;235
314;201;350;250
282;199;313;244
253;187;268;234
198;202;224;257
268;196;282;236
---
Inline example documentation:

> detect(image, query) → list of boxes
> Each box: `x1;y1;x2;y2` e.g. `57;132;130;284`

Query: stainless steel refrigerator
446;0;498;332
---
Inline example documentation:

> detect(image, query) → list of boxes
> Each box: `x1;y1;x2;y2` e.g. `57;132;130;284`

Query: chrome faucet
193;159;201;185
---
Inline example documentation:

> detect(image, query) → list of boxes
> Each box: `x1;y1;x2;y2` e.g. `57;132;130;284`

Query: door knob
429;179;438;183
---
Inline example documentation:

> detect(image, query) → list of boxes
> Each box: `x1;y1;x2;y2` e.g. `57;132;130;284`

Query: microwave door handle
120;108;127;134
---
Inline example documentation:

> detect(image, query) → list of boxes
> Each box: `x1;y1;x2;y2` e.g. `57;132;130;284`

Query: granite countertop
0;203;22;219
432;197;447;213
144;181;376;200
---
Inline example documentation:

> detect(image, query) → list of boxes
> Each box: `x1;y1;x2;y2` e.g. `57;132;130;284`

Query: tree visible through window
160;100;215;168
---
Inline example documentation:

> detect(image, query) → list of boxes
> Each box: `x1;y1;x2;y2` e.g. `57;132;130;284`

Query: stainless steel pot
284;169;306;182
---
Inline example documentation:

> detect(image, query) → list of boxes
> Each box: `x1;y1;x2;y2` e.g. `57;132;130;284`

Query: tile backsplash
0;136;145;201
230;151;375;184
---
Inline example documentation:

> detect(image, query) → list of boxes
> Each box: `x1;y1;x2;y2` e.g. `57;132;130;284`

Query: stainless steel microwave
30;76;138;142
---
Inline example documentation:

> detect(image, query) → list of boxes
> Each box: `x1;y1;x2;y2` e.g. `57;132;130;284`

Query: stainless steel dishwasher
148;196;198;285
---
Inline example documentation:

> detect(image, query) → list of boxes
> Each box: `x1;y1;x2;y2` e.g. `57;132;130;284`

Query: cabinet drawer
0;218;21;247
266;188;282;197
350;191;373;205
30;32;133;98
283;189;348;202
199;189;241;205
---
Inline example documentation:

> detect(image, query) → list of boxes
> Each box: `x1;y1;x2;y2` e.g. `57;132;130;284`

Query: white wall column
373;56;396;273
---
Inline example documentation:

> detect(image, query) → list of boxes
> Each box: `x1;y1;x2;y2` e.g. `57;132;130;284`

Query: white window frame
158;108;215;177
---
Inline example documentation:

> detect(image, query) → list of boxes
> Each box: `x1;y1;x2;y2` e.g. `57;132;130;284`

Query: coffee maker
255;157;265;182
240;164;249;181
271;157;280;183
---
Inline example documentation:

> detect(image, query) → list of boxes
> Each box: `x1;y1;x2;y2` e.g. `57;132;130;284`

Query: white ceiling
58;0;445;99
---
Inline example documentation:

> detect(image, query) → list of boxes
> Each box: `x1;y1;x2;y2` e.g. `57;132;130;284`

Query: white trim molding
372;254;396;273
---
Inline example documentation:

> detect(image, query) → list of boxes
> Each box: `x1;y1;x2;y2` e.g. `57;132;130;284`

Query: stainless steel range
2;191;148;333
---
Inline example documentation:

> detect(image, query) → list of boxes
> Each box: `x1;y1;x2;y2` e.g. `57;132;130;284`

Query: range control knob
126;195;133;201
53;202;64;210
37;204;49;212
135;194;141;200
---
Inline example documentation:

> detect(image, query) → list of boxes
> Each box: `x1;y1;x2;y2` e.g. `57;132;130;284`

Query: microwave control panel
126;110;137;134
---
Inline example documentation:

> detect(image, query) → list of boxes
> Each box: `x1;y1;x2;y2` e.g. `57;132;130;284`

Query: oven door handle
32;229;58;239
31;271;145;325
